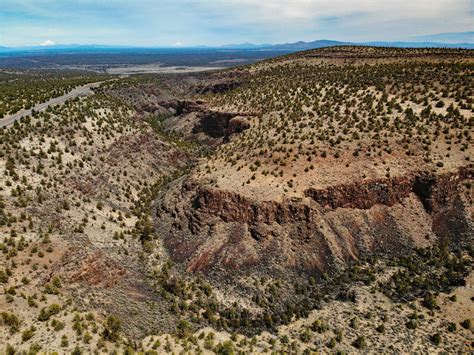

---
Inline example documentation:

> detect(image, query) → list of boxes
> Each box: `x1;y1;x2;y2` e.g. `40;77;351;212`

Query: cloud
40;39;55;46
186;0;444;24
1;0;472;46
173;41;183;47
192;0;471;33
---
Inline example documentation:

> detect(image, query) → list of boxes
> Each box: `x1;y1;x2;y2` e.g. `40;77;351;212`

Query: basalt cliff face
156;166;473;278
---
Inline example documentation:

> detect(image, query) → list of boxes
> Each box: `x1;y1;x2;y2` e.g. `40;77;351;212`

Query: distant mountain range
0;39;472;55
219;39;473;50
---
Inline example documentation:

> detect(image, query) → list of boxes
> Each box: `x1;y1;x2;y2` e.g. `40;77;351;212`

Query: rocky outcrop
187;166;472;225
194;80;242;94
305;165;473;211
157;99;252;141
192;185;313;224
192;111;250;138
156;166;472;277
158;99;205;115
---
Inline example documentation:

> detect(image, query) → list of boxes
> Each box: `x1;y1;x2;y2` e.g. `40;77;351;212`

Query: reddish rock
156;165;473;276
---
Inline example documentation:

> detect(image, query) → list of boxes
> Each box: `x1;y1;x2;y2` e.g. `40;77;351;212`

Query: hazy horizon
1;32;474;49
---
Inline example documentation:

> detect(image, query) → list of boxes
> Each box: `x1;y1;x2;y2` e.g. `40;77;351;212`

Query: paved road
0;81;105;128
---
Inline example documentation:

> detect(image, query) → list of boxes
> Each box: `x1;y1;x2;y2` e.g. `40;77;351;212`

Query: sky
0;0;473;47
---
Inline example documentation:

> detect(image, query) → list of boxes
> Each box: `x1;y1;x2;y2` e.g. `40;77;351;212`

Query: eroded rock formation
156;166;473;277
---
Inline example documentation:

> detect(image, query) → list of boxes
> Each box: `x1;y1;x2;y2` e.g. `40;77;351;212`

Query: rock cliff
156;166;473;277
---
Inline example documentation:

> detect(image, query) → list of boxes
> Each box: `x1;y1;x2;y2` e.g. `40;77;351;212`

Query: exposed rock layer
305;165;473;212
156;167;473;276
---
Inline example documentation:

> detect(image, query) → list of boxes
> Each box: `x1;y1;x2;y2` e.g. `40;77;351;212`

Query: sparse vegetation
0;46;472;353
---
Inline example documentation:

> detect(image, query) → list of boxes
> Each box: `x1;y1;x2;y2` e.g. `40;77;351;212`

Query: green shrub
22;326;36;341
28;343;41;354
61;335;69;347
299;328;311;342
422;293;438;310
460;319;472;330
1;312;20;333
327;338;336;349
406;319;417;329
215;340;235;355
103;314;121;341
430;333;441;345
447;322;456;332
38;304;61;321
352;336;367;349
311;319;329;333
176;319;192;339
5;344;15;355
